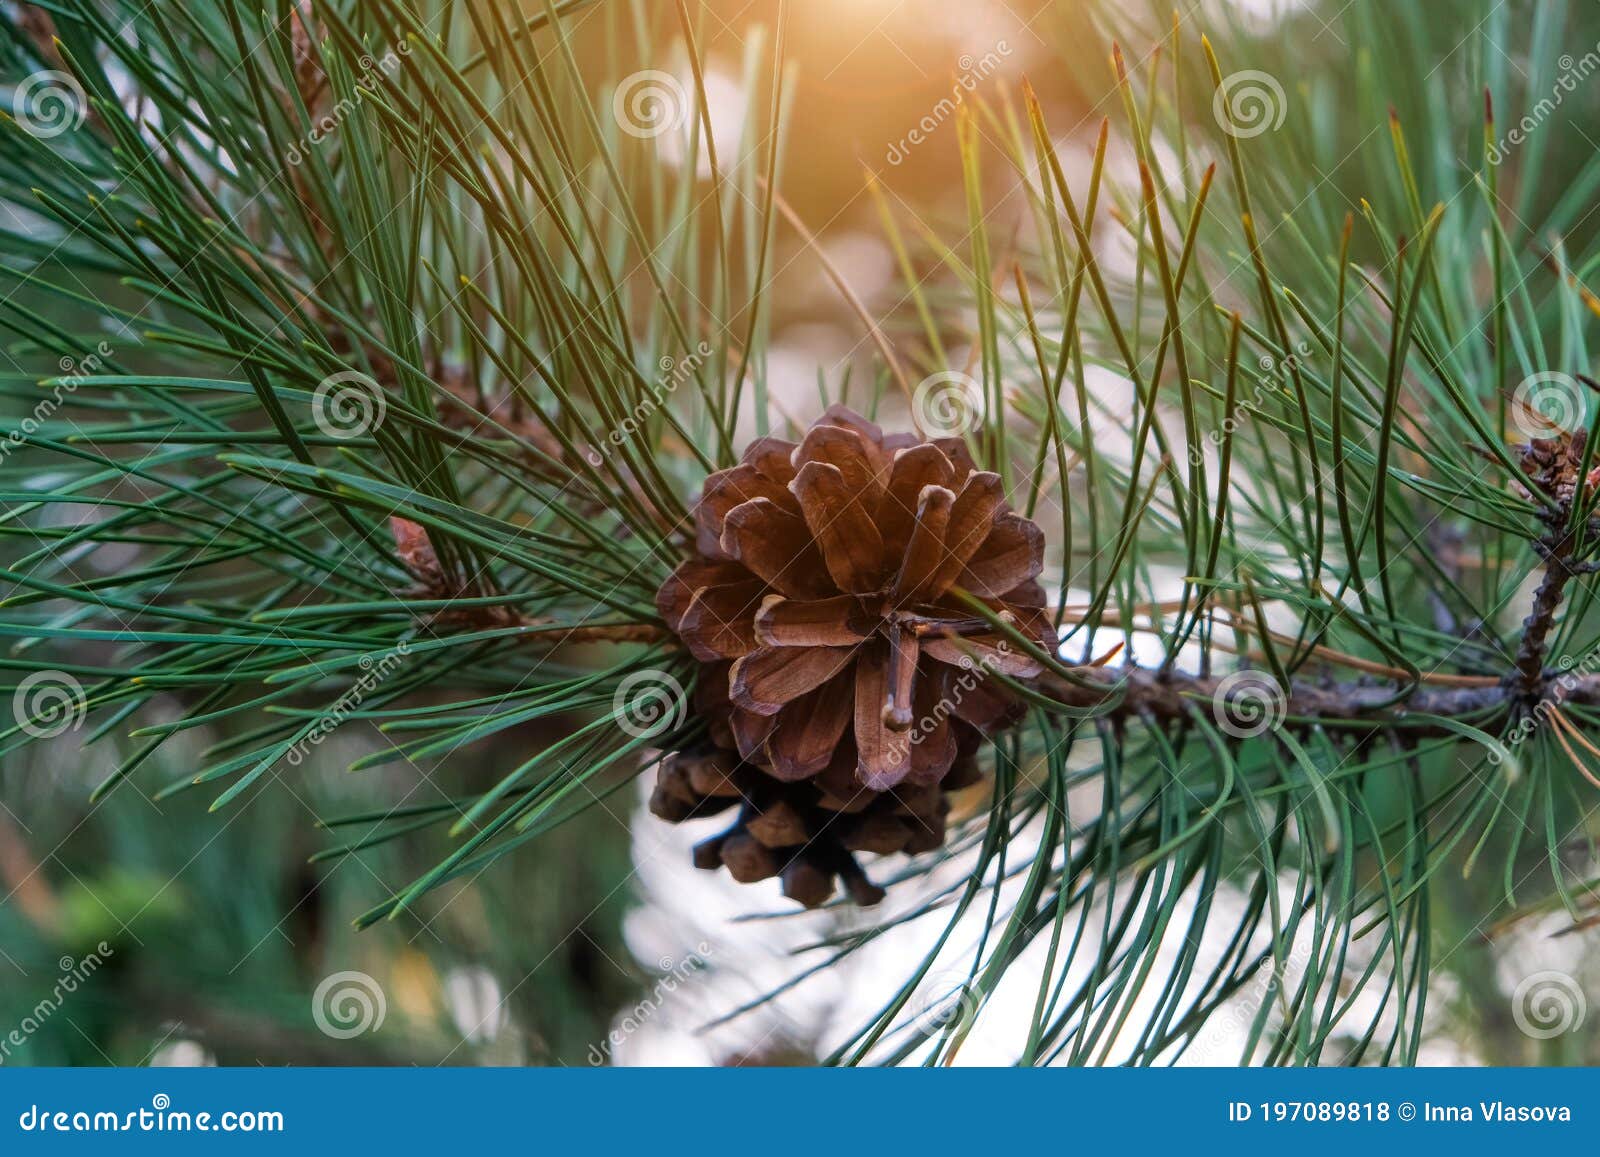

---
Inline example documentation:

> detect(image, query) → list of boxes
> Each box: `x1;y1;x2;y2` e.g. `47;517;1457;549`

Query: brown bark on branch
1038;665;1600;736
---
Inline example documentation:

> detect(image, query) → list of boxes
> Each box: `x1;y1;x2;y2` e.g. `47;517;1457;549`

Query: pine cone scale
937;471;1009;587
720;498;833;599
884;626;919;730
961;515;1045;597
795;423;887;496
767;675;853;780
730;645;855;716
730;707;777;762
739;436;801;481
853;643;913;790
892;484;957;603
877;443;956;556
677;582;766;660
792;461;890;593
753;594;872;647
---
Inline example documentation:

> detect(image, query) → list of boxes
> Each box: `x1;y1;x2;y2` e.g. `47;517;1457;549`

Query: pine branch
1039;664;1597;734
1512;528;1588;696
7;0;1600;1067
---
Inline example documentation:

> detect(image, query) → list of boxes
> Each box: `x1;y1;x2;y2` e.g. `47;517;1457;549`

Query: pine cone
1516;427;1600;509
652;405;1054;904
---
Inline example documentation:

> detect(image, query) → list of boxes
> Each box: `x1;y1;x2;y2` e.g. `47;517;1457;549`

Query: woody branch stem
1039;666;1600;735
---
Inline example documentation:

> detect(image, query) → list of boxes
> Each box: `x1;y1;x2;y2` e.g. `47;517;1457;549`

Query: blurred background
2;0;1597;1067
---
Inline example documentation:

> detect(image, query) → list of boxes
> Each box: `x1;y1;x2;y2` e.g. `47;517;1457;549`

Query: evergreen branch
4;0;1600;1067
1039;665;1591;735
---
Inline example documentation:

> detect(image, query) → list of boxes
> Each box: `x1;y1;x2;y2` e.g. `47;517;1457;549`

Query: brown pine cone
1516;427;1600;509
652;405;1054;904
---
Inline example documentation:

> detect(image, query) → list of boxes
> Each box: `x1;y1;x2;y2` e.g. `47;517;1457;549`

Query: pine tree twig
1077;603;1498;688
1512;528;1581;696
1037;665;1600;734
1507;430;1600;697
